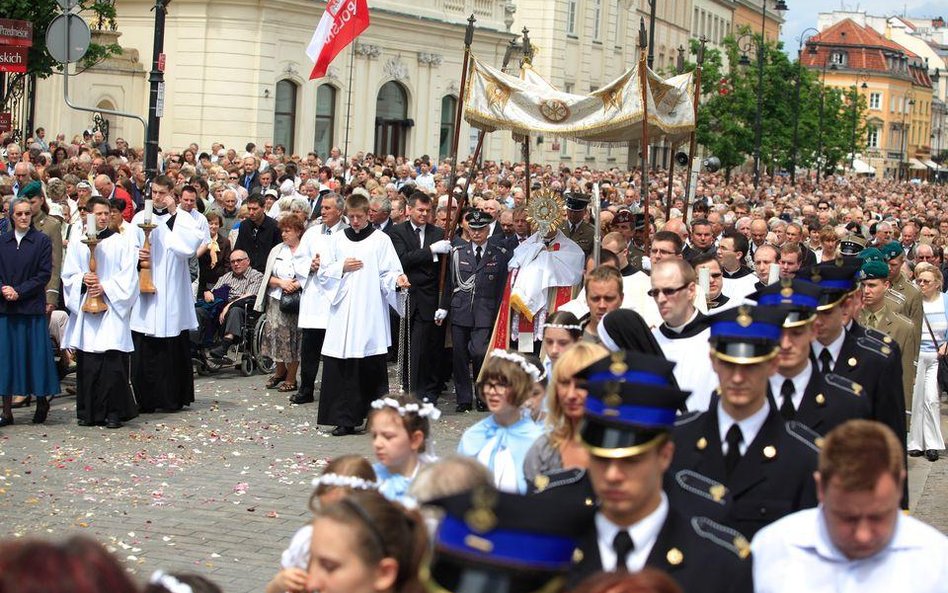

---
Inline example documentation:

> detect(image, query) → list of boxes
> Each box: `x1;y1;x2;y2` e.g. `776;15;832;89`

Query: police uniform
563;193;595;257
543;351;753;593
748;279;870;435
667;306;820;541
442;209;511;410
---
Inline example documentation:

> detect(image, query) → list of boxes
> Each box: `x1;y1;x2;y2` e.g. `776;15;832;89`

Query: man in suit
562;192;595;257
560;351;752;593
390;192;450;403
369;196;394;233
749;279;869;435
436;209;510;413
667;305;821;540
238;155;260;193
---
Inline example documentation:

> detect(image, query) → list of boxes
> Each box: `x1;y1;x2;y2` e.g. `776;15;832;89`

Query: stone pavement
0;368;946;593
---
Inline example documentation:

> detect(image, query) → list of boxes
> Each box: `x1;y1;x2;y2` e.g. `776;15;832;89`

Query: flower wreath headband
543;322;583;332
149;571;192;593
488;349;546;382
370;397;443;421
311;473;379;490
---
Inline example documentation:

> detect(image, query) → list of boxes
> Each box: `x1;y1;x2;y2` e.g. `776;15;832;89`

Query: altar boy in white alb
316;193;409;436
62;196;140;428
129;175;204;413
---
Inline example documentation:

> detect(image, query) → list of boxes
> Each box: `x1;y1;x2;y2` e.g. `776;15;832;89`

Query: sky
779;0;945;55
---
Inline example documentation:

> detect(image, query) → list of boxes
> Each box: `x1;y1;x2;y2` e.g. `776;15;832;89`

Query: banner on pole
306;0;370;80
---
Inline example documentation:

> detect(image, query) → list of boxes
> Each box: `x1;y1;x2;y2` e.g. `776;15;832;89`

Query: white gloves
430;240;452;254
434;309;448;322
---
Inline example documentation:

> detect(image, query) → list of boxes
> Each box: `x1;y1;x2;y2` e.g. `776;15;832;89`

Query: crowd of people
1;127;948;592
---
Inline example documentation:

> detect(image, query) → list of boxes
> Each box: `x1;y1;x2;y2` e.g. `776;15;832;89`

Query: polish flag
306;0;370;80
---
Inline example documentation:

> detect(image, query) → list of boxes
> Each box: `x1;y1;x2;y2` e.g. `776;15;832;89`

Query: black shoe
31;397;50;424
289;392;314;404
455;403;472;413
0;415;13;427
925;450;939;462
10;396;31;409
209;341;232;360
909;449;924;457
106;415;123;429
475;399;488;412
77;419;93;427
330;426;356;437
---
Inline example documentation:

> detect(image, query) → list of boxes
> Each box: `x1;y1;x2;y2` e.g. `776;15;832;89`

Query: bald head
93;174;115;197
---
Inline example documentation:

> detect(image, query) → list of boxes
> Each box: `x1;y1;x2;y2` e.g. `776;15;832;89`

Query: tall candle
768;263;780;285
86;213;96;239
698;266;710;296
144;199;153;224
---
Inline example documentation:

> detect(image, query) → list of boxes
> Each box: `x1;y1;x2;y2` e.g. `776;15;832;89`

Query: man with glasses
201;250;264;360
651;258;715;411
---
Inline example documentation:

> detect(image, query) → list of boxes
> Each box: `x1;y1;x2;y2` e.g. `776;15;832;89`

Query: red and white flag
306;0;370;80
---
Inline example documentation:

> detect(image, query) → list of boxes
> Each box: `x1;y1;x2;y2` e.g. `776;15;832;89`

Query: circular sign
46;14;91;64
56;0;81;10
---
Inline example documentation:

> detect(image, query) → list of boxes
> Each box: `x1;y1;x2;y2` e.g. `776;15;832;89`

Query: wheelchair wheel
239;356;255;377
253;314;277;375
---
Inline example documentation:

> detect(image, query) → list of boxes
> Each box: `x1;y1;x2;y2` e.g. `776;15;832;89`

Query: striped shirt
211;268;264;301
921;295;948;354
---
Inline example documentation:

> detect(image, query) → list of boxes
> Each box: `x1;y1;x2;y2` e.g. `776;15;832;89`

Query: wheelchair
193;297;276;377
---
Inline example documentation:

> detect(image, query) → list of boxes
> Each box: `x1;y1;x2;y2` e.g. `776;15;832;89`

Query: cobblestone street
0;369;945;593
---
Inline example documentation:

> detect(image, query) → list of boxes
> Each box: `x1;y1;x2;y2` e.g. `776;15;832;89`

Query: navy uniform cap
564;192;591;211
747;278;822;327
797;258;863;310
465;208;492;229
708;305;787;364
426;486;584;593
574;350;677;386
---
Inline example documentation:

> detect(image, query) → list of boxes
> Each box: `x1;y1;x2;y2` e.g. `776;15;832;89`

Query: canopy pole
682;37;707;226
637;18;651;254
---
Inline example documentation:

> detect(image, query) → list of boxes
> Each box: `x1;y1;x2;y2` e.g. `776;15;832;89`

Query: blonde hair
914;261;943;286
546;342;608;448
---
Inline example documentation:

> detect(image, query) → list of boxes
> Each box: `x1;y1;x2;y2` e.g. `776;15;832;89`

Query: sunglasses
647;283;691;298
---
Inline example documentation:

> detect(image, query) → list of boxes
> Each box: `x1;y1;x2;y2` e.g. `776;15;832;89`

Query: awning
923;159;939;169
851;158;874;174
908;158;927;170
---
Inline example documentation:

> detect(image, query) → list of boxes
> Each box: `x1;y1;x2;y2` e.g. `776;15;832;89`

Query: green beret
858;247;885;263
879;241;903;261
17;180;42;199
862;260;890;280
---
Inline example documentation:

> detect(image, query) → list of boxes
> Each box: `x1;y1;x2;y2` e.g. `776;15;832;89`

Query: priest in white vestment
316;193;409;436
129;176;204;412
62;196;140;428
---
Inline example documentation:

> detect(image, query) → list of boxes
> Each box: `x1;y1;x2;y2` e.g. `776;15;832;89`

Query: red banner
0;19;32;47
305;0;370;80
0;47;28;73
0;113;11;133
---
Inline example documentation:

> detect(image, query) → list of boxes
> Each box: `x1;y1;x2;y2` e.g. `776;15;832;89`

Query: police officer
541;351;753;593
749;279;869;435
563;192;595;257
436;209;510;413
667;305;820;540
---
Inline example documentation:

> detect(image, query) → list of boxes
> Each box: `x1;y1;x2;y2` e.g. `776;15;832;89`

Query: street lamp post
815;57;835;183
898;93;916;181
790;29;819;185
849;70;870;172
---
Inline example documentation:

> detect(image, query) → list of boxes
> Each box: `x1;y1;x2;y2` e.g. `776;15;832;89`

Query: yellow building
803;18;933;178
732;0;783;43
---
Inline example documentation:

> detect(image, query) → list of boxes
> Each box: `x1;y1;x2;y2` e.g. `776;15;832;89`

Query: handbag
921;310;948;396
279;290;301;314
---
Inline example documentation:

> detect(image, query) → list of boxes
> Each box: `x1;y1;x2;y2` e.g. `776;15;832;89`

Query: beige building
691;0;734;67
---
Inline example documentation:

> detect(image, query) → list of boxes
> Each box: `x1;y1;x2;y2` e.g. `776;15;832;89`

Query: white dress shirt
718;399;770;456
769;361;813;411
813;329;846;372
595;493;669;572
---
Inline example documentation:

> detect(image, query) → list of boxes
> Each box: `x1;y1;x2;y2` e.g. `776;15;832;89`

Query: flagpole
520;28;534;207
682;37;706;226
340;29;357;195
638;18;651;254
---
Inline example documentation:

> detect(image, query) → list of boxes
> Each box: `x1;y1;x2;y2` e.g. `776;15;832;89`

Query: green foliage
679;26;870;180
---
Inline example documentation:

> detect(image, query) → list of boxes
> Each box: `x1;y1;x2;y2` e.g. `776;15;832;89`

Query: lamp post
789;29;818;185
814;57;836;183
848;70;870;172
898;92;916;181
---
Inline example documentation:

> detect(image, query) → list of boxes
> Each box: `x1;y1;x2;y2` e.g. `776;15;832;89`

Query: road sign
0;19;33;47
56;0;82;10
45;13;91;64
156;82;165;117
158;53;165;71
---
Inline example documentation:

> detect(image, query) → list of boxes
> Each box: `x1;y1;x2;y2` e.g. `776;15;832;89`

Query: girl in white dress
369;395;440;504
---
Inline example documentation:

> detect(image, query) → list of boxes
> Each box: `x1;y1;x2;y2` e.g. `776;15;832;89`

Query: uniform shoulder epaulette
690;516;751;560
886;288;907;304
674;469;728;505
532;467;587;493
891;310;913;326
497;245;508;254
823;373;863;398
855;335;894;359
675;410;702;427
862;325;894;346
785;420;823;453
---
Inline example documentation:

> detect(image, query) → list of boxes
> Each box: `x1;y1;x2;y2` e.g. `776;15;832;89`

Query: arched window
439;95;457;160
314;85;336;160
375;81;409;157
274;79;298;153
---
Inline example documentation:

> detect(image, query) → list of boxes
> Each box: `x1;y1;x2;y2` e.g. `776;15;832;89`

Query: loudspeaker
675;151;690;167
702;156;721;173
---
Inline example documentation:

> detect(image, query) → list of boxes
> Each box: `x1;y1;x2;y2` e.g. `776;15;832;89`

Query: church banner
463;55;695;146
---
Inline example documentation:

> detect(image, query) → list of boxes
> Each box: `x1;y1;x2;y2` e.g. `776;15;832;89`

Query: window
592;0;602;41
567;0;577;35
831;51;847;66
869;92;881;110
273;79;297;154
693;8;699;35
314;84;336;159
867;125;879;148
375;81;409;157
439;95;457;160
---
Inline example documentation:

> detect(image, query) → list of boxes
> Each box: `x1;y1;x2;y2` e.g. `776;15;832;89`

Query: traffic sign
45;13;91;64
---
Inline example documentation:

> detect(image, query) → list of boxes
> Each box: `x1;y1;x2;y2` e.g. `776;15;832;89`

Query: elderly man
368;196;393;232
751;420;948;593
93;174;135;222
748;219;769;264
239;155;260;192
202;250;264;360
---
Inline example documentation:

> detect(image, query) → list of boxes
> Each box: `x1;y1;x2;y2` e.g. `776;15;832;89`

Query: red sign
0;113;11;133
0;19;32;47
0;47;28;73
158;53;165;71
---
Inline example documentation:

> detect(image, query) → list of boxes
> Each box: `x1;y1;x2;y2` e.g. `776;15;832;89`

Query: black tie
818;349;833;374
724;424;743;478
612;531;634;572
416;226;423;248
475;245;482;264
780;379;796;421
